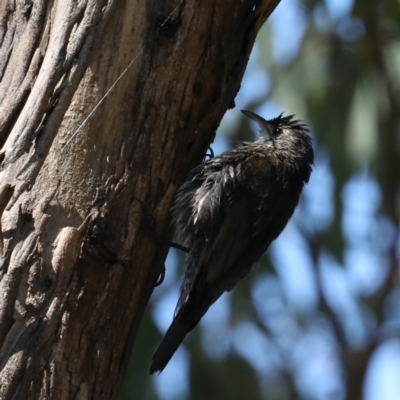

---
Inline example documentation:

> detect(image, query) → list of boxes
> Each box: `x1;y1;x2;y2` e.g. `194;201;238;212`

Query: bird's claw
205;146;214;161
154;266;166;287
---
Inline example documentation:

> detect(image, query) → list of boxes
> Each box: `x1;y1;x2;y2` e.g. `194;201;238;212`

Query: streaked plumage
150;111;314;374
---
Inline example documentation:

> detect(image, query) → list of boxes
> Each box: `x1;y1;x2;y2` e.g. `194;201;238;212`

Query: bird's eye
274;127;283;136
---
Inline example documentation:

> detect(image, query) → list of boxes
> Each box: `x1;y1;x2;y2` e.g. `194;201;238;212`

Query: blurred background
119;0;400;399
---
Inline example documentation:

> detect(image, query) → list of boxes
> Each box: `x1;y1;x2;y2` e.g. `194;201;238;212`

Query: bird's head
241;110;314;173
241;110;308;141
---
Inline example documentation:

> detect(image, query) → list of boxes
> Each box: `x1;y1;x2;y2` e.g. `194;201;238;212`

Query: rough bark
0;0;279;398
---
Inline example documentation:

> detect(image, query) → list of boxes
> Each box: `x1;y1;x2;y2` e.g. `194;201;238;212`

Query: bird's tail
149;317;188;374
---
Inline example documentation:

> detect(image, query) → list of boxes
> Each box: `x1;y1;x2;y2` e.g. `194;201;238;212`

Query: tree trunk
0;0;279;398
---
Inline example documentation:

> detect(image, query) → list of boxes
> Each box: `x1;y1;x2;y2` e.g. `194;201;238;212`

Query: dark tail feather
149;317;188;374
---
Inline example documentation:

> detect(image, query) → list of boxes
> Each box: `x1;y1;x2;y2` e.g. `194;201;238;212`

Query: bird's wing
175;149;285;319
195;151;273;285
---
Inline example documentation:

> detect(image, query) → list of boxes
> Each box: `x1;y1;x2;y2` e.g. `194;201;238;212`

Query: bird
149;110;314;374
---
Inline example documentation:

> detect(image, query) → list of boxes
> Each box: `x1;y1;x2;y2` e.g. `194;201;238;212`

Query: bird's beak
241;110;272;140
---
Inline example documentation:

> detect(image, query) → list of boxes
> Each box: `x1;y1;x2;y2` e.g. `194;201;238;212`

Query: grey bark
0;0;279;398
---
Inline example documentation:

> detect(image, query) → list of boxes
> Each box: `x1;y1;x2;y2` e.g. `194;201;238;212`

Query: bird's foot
154;265;165;287
204;145;214;161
